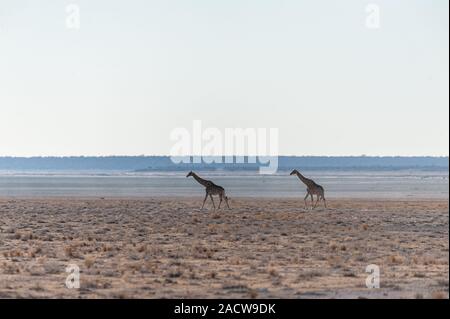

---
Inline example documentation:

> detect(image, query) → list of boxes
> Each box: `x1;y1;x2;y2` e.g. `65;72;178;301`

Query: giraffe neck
296;172;312;187
192;173;210;187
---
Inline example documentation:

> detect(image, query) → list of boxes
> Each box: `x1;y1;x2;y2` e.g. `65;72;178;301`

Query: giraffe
186;171;230;210
290;169;327;209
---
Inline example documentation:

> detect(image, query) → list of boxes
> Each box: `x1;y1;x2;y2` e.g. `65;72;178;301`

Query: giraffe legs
218;193;230;209
209;194;216;210
304;192;310;209
313;196;320;209
312;194;327;209
201;193;221;211
201;193;208;209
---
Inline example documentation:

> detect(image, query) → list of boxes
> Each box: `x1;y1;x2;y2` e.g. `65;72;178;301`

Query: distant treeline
0;156;448;171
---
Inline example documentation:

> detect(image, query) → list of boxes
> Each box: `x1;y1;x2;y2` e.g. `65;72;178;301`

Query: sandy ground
0;197;448;299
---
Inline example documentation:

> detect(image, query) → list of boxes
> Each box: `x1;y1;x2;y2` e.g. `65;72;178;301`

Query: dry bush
423;257;439;265
298;270;324;280
20;232;33;241
268;267;279;277
431;291;447;299
329;241;338;251
84;256;96;268
4;249;23;258
328;255;344;268
137;244;147;253
167;269;183;278
192;244;215;259
248;289;258;299
436;279;449;287
207;224;219;234
102;244;113;252
388;255;404;265
64;245;78;258
3;262;20;274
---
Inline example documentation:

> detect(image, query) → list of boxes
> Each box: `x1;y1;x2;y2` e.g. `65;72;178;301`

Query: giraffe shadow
300;207;328;213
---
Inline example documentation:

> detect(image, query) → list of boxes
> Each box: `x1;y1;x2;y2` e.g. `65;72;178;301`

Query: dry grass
0;197;447;298
298;270;324;280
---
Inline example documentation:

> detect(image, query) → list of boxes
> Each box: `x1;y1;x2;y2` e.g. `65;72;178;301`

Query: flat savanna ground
0;197;448;299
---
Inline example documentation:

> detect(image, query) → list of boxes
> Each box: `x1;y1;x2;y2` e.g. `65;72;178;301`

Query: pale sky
0;0;448;156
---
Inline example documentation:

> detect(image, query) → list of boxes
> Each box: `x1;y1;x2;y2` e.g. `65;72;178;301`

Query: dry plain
0;197;448;299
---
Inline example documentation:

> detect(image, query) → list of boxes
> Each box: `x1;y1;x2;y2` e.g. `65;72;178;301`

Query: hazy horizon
1;155;448;173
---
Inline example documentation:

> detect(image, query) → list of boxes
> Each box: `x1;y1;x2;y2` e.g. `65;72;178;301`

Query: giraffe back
308;183;324;195
206;184;225;195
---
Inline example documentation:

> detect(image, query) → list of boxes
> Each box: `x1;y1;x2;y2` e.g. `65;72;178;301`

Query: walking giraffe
290;169;327;209
186;171;230;210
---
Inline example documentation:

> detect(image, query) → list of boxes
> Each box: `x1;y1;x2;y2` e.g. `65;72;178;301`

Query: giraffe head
186;171;194;178
290;169;299;176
